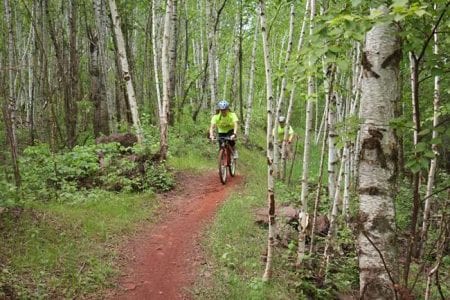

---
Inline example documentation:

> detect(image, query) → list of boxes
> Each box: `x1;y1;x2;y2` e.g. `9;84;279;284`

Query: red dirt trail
108;171;242;300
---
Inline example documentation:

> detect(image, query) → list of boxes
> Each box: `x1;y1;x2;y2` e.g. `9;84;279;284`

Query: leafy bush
144;162;175;192
15;141;175;202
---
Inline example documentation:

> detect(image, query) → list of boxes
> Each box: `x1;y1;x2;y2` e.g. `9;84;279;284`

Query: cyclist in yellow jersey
209;100;239;158
273;116;294;159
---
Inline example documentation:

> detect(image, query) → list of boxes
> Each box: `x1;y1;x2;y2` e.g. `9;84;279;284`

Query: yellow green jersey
274;125;294;140
211;112;238;133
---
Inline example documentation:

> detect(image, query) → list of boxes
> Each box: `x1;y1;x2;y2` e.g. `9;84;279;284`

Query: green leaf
430;137;442;145
418;128;430;136
351;0;362;7
392;0;408;8
415;142;427;152
414;9;427;17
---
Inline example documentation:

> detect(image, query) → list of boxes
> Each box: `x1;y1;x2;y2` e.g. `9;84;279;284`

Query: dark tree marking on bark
360;128;388;169
381;48;402;69
362;52;380;78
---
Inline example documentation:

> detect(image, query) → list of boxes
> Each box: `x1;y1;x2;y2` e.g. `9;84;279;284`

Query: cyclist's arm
209;123;216;139
233;121;238;135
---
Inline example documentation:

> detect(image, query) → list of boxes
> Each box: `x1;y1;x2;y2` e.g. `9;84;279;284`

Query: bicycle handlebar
211;136;236;141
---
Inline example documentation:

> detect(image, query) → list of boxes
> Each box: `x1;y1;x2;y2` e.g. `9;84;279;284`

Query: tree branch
417;2;450;62
361;230;398;299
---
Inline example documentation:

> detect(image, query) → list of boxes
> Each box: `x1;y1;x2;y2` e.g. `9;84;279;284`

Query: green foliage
144;162;175;192
16;141;174;201
0;192;158;299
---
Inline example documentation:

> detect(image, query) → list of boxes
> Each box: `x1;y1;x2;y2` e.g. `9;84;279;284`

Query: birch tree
108;0;143;143
259;0;276;282
357;6;400;298
420;14;441;257
297;0;316;266
243;22;258;144
3;0;21;187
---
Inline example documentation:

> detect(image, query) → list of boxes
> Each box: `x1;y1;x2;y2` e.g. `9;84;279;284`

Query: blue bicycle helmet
217;100;230;110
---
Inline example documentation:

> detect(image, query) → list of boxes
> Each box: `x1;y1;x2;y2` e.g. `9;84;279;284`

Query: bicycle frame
216;137;236;184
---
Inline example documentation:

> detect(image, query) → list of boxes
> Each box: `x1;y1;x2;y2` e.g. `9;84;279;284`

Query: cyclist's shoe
233;150;238;159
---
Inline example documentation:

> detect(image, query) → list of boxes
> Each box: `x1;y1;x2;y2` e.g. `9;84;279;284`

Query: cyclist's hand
231;134;237;140
209;135;215;141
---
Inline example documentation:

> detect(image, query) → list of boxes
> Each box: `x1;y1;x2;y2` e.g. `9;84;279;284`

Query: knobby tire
218;148;227;184
229;147;236;177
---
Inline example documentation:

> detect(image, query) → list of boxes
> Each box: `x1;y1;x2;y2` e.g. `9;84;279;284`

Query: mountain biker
209;100;239;158
274;116;294;159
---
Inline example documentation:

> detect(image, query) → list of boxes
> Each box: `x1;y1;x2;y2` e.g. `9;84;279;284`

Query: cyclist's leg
225;130;238;158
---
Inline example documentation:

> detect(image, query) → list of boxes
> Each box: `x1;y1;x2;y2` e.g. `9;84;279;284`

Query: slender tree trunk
152;0;162;116
108;0;143;142
259;0;276;282
357;7;400;298
159;0;175;159
297;0;316;266
206;0;218;113
281;0;310;180
404;51;421;285
274;3;295;178
309;104;329;253
3;0;21;188
420;21;440;258
168;0;177;125
243;22;258;143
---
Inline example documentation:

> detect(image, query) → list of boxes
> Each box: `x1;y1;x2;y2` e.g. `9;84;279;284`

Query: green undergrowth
192;126;360;299
0;191;158;299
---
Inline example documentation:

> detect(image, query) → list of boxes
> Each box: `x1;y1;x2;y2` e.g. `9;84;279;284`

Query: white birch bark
3;0;21;187
274;3;295;178
259;0;276;282
357;6;400;298
243;22;258;142
108;0;143;142
206;0;218;113
159;0;175;158
324;156;344;273
421;20;440;255
152;0;162;116
280;0;310;180
297;0;316;266
342;142;351;223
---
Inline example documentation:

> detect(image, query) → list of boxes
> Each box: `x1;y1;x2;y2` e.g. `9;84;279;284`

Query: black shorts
218;130;235;147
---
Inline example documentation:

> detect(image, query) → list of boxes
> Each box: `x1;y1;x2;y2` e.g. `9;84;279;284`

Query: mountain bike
215;136;237;184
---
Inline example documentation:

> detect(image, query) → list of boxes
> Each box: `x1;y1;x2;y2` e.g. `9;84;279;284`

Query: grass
192;132;305;299
0;190;158;299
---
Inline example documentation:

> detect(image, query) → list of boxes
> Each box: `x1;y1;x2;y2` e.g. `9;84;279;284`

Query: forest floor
106;170;242;300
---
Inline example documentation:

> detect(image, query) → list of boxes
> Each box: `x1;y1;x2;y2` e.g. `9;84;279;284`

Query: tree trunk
274;3;295;178
243;22;258;144
420;21;440;258
280;0;310;180
259;0;276;282
152;0;163;117
3;0;21;188
297;0;316;266
206;0;218;113
90;0;110;137
108;0;143;143
357;7;400;298
159;0;176;159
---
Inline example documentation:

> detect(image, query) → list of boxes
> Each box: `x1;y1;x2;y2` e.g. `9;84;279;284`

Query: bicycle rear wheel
229;148;236;177
218;148;227;184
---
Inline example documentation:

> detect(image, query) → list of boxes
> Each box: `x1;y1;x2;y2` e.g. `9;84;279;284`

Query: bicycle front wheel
218;148;227;184
229;150;236;177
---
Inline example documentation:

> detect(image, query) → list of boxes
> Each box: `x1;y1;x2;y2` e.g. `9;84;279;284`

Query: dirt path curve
108;171;242;300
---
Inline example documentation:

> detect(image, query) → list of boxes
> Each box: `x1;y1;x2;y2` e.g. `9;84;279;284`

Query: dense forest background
1;0;449;299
